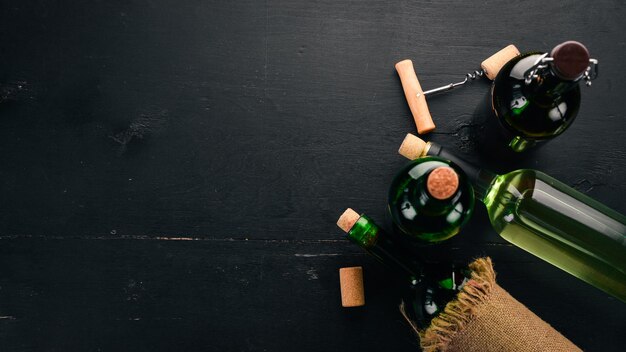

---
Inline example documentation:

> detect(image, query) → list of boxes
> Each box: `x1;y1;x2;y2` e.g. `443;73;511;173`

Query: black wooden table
1;1;625;351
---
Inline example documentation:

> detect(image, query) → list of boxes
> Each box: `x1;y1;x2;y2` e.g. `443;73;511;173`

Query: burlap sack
411;257;581;352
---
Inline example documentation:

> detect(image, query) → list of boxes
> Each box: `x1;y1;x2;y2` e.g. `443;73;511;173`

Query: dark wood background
1;1;625;351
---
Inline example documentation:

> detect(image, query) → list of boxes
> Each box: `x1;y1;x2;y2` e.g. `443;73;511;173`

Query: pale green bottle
399;133;626;302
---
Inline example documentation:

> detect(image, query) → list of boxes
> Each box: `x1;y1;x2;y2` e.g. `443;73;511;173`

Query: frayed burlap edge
400;257;496;352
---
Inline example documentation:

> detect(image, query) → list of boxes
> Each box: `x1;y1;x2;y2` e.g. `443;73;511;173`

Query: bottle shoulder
508;53;545;80
388;157;475;243
486;169;563;205
389;158;472;203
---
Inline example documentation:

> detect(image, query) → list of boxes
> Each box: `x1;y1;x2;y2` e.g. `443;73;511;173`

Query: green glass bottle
337;209;469;326
399;134;626;301
388;157;475;243
491;41;597;152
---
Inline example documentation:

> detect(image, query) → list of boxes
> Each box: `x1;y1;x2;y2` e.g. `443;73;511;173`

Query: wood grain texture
0;0;625;351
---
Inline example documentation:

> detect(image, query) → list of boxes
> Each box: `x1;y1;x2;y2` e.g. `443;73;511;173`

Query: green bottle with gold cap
387;157;475;243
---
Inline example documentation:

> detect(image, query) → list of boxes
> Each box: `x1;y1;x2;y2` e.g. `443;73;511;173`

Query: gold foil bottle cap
427;166;459;200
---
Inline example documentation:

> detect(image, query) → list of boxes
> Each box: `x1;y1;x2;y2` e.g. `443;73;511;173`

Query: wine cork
398;133;428;160
395;59;436;134
339;266;365;307
480;45;521;80
427;167;459;200
337;208;360;233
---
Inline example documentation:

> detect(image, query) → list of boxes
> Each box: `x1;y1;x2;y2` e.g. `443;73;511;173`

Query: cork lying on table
480;44;521;80
395;59;436;134
339;266;365;307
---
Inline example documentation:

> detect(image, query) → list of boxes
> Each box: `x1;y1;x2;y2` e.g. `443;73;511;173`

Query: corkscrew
395;45;521;134
417;69;485;98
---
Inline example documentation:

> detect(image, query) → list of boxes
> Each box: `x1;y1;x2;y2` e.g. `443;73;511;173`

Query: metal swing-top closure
524;42;599;86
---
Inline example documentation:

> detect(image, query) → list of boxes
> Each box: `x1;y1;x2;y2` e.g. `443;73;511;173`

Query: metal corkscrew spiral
418;69;486;98
466;70;484;80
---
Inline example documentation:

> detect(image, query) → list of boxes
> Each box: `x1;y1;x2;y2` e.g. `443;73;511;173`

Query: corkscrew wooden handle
395;59;436;134
480;44;521;80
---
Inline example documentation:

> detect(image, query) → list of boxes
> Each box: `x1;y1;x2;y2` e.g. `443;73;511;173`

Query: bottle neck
425;143;497;201
531;64;581;100
347;215;423;280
